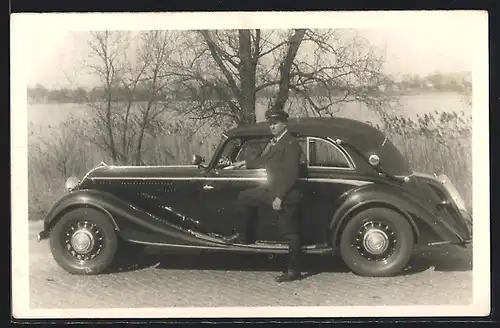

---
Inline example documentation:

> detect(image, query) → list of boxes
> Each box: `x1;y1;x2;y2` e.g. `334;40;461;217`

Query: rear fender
329;184;462;246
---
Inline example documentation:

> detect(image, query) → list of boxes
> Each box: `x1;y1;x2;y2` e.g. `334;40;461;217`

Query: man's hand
232;160;246;168
272;197;282;211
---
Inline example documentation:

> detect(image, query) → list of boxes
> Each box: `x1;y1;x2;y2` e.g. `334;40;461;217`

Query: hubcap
363;229;389;255
71;229;94;254
354;220;397;262
64;221;103;262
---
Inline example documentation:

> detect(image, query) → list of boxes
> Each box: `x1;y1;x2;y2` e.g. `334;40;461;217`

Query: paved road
28;221;473;309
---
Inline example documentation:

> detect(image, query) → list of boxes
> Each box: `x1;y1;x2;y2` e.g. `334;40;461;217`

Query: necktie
261;137;277;157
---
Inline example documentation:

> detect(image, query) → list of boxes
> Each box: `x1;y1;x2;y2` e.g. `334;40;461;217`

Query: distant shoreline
27;90;471;106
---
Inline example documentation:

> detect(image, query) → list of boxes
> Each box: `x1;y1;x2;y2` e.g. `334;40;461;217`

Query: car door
201;135;308;242
298;136;363;245
199;135;323;242
198;136;271;237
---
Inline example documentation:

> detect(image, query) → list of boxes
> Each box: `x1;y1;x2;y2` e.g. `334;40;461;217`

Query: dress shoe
275;270;301;283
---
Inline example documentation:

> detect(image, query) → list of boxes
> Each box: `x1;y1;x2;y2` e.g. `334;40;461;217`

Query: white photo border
11;10;490;319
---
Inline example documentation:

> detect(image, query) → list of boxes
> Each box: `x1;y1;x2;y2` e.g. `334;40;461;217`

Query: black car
37;117;472;277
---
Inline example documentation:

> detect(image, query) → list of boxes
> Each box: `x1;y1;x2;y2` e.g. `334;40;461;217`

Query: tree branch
198;30;243;104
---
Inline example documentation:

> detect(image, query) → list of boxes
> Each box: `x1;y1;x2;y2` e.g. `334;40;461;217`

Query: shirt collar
274;129;288;143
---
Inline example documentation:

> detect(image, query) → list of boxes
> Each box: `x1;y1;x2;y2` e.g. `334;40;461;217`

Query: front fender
41;189;228;247
330;183;463;246
43;189;120;232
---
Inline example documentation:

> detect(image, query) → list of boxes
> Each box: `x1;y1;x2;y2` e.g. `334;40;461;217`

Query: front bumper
37;230;50;242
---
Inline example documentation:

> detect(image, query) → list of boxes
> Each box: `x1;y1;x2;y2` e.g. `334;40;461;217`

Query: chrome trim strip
305;136;310;166
81;164;199;183
127;239;332;251
90;176;373;185
308;165;355;171
411;171;437;180
107;165;199;169
381;136;388;147
305;178;372;186
92;176;268;181
80;162;108;183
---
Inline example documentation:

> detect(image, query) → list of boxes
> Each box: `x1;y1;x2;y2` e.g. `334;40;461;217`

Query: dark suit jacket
246;131;303;204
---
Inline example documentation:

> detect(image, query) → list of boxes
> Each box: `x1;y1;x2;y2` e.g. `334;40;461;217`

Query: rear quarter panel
329;180;466;247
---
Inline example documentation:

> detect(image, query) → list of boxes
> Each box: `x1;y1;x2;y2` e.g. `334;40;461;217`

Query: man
225;106;303;283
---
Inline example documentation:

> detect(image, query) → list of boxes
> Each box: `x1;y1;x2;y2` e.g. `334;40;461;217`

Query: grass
381;111;472;211
27;104;472;221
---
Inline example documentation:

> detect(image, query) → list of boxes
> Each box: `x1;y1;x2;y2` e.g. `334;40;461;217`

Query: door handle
203;184;214;190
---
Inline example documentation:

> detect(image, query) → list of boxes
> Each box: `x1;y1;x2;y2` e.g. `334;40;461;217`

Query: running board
118;229;333;255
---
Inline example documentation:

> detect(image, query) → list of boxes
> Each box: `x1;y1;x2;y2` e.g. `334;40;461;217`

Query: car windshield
220;138;241;159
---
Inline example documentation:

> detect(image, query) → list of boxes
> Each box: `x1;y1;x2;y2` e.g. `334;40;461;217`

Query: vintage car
37;117;472;277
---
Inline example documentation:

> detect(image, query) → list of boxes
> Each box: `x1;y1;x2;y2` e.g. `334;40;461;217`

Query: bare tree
85;31;128;162
84;31;179;164
81;29;393;163
166;28;393;127
129;31;179;164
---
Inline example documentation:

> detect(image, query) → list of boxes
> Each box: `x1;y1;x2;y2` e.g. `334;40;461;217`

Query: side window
235;137;271;162
235;136;308;164
309;138;351;168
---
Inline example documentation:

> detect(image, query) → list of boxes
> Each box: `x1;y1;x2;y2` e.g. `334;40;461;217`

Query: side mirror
191;154;205;166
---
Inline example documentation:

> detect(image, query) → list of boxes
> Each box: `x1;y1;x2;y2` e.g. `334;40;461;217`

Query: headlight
65;176;80;191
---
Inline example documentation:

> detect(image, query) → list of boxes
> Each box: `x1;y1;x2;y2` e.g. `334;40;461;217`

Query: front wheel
339;207;415;277
49;207;118;275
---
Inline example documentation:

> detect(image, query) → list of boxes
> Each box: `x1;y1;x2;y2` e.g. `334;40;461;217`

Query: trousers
236;186;302;272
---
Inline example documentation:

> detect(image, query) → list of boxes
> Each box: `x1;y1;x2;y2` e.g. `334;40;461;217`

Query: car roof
225;117;387;152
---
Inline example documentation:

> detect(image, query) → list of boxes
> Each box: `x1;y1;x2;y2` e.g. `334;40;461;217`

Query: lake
27;92;472;135
25;91;474;211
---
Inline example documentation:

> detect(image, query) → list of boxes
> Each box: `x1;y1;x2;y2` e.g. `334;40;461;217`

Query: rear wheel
49;207;118;275
339;207;415;277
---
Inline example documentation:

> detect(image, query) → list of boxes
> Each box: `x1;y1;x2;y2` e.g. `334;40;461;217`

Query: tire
49;207;118;275
338;207;415;277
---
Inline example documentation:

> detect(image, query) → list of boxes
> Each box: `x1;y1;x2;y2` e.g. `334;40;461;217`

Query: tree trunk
238;30;257;125
103;32;118;163
273;29;306;111
105;82;118;162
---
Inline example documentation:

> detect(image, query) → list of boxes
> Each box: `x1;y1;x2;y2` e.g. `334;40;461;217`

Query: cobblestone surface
28;221;473;309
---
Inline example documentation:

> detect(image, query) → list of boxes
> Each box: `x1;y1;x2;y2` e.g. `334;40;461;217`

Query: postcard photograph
11;11;490;319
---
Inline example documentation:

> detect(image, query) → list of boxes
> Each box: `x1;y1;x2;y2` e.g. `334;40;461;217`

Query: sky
23;15;480;90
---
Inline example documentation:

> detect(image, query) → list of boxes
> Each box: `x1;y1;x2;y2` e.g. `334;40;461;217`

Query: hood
81;163;204;181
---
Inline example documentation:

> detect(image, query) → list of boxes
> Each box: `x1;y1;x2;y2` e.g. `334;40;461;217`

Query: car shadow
403;245;473;274
108;249;350;277
107;244;472;278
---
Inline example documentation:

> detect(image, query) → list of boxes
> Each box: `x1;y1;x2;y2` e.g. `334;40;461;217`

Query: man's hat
265;107;289;123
